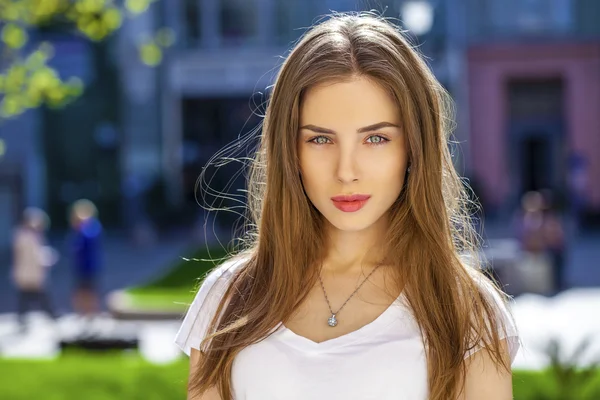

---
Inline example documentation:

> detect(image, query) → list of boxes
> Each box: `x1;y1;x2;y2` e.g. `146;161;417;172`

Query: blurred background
1;0;599;399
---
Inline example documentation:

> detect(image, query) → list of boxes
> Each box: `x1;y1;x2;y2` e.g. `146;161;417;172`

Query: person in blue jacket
69;199;103;320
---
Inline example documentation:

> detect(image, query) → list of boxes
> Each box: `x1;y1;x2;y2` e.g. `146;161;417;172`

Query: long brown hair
190;12;513;400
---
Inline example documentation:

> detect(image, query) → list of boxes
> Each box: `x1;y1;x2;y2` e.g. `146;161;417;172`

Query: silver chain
318;264;382;317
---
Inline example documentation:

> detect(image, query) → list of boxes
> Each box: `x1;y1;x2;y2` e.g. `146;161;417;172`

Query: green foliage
513;368;600;400
0;0;174;118
0;43;83;116
512;337;600;400
139;27;175;66
543;337;600;399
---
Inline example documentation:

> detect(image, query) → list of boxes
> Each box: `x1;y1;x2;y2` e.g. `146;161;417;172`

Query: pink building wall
467;43;600;210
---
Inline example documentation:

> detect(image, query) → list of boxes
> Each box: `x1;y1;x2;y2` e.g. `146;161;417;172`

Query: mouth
331;194;371;213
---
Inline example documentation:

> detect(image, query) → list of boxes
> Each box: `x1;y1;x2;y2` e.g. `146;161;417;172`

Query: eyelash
307;135;390;146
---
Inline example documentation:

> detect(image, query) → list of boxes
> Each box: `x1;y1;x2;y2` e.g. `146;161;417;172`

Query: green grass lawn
1;352;599;399
123;288;198;311
0;351;188;400
123;246;230;312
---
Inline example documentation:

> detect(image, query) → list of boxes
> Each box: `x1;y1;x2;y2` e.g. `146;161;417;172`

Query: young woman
176;13;519;400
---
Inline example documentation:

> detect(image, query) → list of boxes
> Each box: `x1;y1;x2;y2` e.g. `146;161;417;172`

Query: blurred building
466;0;600;221
1;0;599;256
160;0;600;224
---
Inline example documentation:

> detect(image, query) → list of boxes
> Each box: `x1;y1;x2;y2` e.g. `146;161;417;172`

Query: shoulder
174;254;249;356
465;268;520;364
201;255;245;289
468;269;510;309
193;254;248;305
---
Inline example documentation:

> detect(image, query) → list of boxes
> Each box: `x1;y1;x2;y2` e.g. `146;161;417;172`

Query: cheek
299;164;322;193
298;154;318;192
382;144;408;185
382;166;406;189
367;149;406;175
299;151;330;183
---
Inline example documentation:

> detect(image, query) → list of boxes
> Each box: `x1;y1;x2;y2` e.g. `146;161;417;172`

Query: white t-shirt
175;258;519;400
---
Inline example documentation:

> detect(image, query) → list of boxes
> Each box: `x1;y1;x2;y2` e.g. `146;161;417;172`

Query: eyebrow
299;122;400;134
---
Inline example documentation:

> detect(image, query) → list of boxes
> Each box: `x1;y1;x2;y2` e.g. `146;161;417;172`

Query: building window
486;0;572;35
220;0;258;46
183;0;201;46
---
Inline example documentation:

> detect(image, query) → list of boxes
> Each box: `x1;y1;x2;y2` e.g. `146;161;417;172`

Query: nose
335;144;359;184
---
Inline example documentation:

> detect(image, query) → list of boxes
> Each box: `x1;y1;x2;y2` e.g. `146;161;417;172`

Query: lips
331;194;371;212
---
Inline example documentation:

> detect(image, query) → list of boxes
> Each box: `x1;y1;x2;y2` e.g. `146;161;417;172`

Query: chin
325;215;379;233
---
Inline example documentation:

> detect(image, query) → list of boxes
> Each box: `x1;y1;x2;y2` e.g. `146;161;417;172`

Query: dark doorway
507;78;565;209
520;135;551;194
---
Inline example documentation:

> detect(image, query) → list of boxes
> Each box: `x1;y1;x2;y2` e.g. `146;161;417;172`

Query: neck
321;216;388;274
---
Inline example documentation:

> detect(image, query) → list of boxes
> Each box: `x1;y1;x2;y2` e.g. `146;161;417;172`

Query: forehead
299;77;399;128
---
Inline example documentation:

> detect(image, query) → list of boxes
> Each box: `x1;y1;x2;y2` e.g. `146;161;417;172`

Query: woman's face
298;76;409;233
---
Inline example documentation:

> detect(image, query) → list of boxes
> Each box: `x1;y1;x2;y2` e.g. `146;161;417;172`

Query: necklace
318;264;382;327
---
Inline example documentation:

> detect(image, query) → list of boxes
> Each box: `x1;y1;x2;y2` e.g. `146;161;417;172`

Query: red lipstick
331;194;371;212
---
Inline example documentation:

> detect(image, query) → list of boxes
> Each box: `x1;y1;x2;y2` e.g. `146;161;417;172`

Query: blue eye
309;136;331;145
366;135;388;145
307;135;388;145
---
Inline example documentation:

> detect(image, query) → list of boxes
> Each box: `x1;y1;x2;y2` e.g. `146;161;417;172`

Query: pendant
327;314;338;327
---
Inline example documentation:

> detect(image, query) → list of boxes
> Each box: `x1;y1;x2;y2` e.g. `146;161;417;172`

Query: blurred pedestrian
11;207;59;330
69;199;103;322
514;191;553;294
540;190;567;292
516;191;545;253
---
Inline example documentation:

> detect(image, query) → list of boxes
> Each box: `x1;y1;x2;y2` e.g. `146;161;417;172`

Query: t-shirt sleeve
174;259;241;356
464;274;520;364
